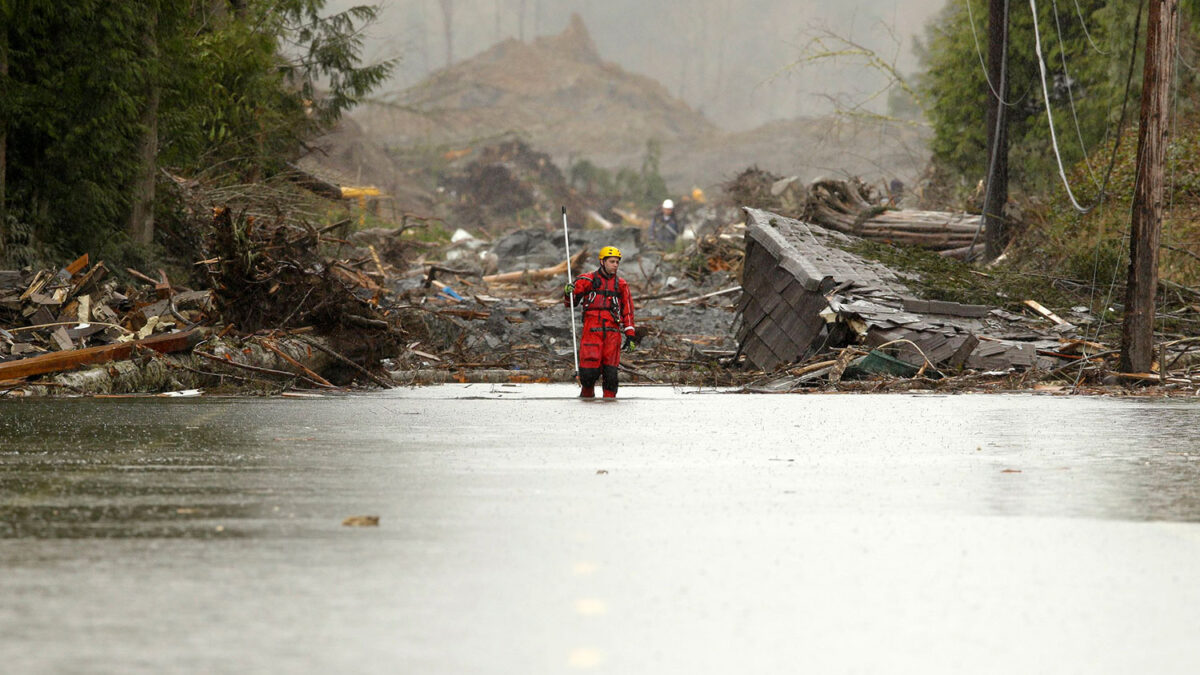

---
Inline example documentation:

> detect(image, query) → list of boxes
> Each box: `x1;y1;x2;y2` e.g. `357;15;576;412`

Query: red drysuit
568;268;636;397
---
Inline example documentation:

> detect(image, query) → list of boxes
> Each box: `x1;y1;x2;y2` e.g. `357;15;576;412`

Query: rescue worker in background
564;246;637;398
649;198;680;246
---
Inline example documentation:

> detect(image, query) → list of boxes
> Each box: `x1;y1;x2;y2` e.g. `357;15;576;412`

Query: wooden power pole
982;0;1010;261
1121;0;1179;374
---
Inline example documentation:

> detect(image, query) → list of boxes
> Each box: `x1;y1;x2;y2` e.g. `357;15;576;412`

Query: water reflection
5;391;1200;542
0;399;272;539
968;397;1200;522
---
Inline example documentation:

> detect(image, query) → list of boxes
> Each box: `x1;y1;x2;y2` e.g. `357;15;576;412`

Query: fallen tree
482;249;588;284
9;332;349;396
804;178;985;258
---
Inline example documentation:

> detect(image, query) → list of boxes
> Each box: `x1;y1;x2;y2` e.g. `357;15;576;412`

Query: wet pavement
3;385;1200;673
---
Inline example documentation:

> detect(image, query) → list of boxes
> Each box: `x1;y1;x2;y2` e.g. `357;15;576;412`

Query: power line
1029;0;1092;212
1072;0;1110;55
1051;0;1101;186
966;0;1024;105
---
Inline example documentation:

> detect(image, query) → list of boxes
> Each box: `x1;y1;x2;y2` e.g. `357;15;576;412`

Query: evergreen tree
915;0;1156;194
0;0;391;262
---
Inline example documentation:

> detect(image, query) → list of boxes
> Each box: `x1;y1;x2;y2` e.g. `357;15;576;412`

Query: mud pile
357;14;715;174
345;15;927;196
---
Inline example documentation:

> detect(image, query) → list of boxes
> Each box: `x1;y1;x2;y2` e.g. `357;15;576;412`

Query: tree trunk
1121;0;1179;373
982;0;1010;261
128;9;159;246
1;27;8;234
438;0;453;66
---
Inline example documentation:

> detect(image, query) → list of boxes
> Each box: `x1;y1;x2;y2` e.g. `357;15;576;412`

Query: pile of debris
441;140;592;233
0;255;208;383
203;206;393;338
722;167;804;218
733;207;1200;392
0;196;417;395
377;222;747;386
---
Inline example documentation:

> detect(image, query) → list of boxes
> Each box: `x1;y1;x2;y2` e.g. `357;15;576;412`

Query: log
195;349;327;387
939;245;979;259
586;209;616;229
804;178;987;251
0;329;201;380
483;249;588;284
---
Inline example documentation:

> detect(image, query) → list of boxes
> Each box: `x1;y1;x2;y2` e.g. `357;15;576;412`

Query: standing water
3;385;1200;673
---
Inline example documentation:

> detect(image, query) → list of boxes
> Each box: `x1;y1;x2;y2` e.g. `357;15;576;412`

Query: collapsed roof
735;208;1072;373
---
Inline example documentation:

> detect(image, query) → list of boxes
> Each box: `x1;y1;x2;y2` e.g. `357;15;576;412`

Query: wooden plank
51;327;74;352
127;268;160;285
65;253;90;277
0;329;200;381
1023;299;1068;325
19;270;50;301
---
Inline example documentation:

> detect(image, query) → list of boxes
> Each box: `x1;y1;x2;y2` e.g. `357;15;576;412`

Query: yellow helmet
598;246;622;260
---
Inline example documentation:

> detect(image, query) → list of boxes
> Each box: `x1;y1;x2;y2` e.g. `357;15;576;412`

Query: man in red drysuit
565;246;637;398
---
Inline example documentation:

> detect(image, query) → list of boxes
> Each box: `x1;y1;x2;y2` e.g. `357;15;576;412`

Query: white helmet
662;199;674;209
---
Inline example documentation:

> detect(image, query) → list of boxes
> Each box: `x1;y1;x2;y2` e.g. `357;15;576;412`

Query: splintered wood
0;256;212;379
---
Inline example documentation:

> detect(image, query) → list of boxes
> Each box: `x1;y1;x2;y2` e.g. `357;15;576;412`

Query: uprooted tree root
201;206;403;380
205;207;376;331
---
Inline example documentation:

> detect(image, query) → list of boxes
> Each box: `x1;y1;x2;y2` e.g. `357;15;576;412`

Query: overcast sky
328;0;947;130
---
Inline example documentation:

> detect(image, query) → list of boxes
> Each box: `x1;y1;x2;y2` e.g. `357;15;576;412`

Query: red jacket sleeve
568;273;592;307
618;278;635;334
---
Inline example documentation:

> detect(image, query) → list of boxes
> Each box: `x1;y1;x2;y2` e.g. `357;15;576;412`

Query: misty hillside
356;16;713;161
347;14;927;192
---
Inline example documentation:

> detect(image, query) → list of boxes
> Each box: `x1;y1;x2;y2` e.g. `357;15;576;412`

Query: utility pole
982;0;1010;261
1121;0;1178;373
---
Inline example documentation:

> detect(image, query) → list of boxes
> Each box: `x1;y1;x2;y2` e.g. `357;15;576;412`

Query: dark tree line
914;0;1200;195
0;0;391;264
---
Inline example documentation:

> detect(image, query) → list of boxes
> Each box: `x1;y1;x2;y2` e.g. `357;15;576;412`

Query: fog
328;0;947;130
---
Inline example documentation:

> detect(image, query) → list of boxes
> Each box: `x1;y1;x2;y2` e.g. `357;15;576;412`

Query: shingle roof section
735;208;1066;372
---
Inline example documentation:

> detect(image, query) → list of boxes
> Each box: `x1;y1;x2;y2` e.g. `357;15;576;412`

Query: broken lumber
1023;299;1068;326
64;254;90;277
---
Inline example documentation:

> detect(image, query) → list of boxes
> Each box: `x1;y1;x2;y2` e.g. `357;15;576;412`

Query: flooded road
3;385;1200;673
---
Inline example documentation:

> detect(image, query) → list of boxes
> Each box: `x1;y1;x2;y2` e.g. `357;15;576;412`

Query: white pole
562;206;580;378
